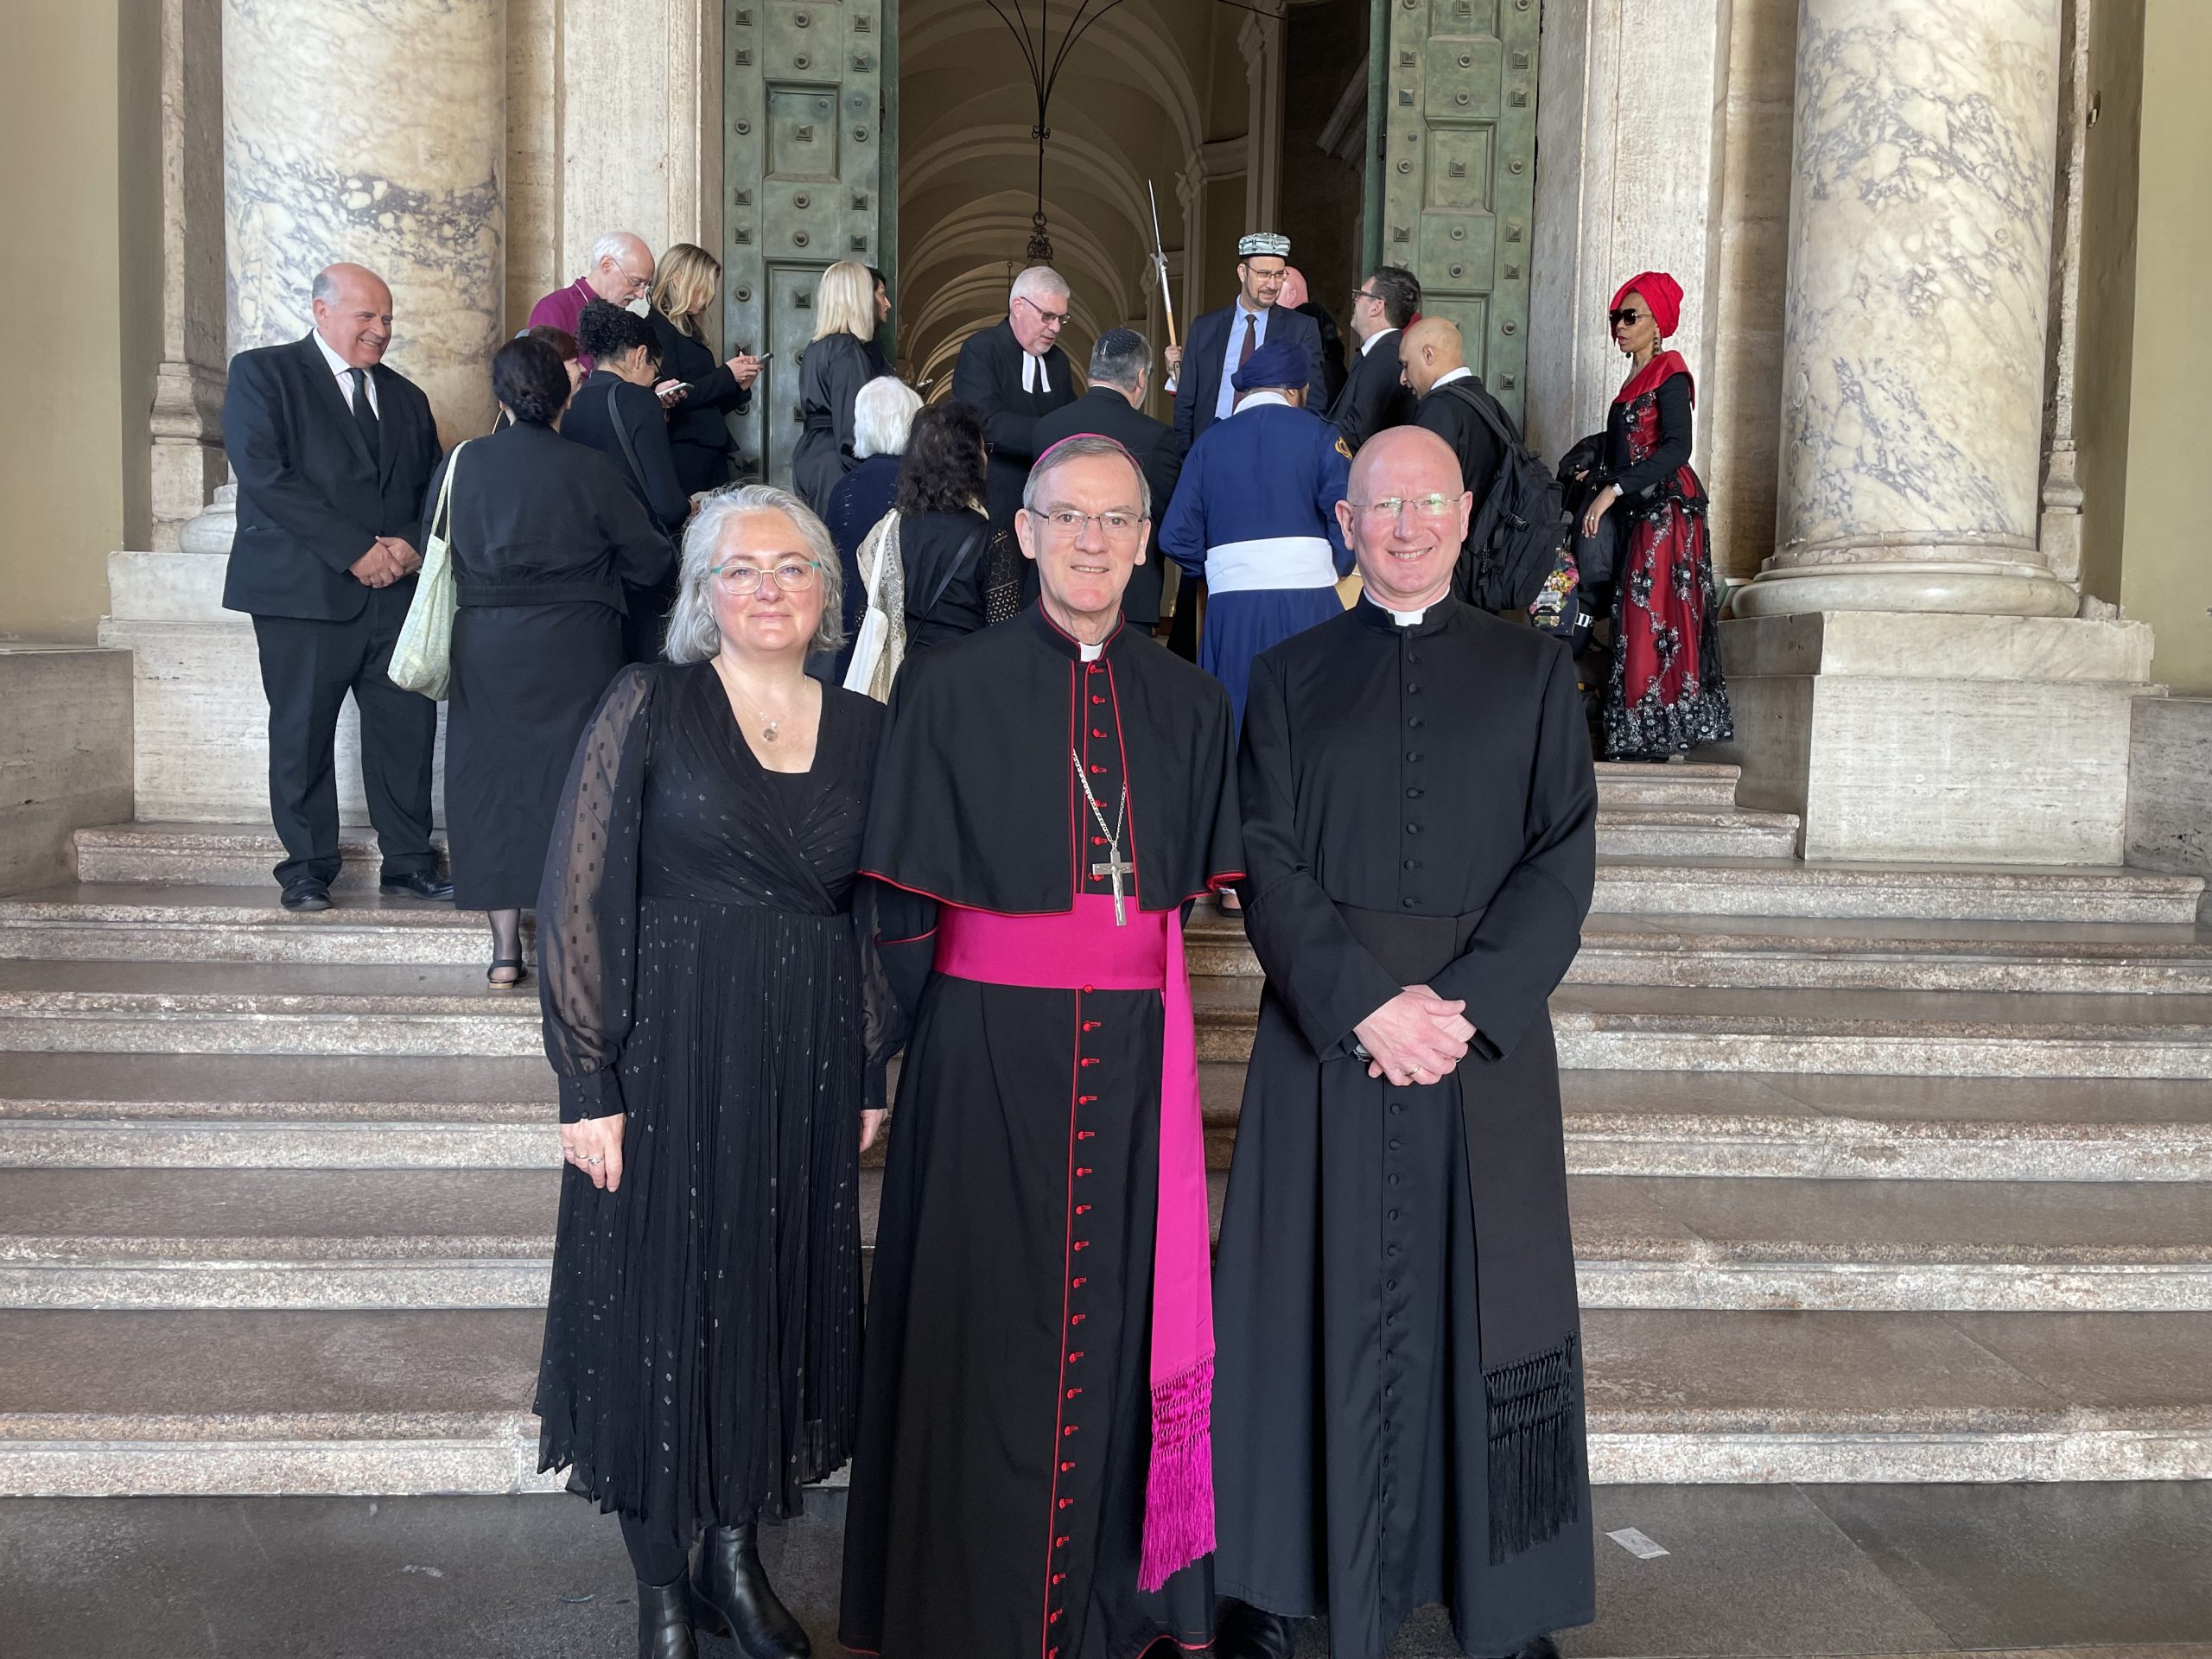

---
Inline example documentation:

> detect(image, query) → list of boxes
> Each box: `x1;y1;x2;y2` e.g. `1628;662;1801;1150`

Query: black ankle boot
690;1521;810;1659
1215;1599;1296;1659
636;1575;698;1659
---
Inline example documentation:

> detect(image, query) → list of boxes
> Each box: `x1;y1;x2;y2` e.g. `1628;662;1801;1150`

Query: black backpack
1439;381;1579;630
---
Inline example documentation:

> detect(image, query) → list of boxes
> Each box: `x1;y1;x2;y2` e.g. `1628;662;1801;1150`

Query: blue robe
1159;397;1353;727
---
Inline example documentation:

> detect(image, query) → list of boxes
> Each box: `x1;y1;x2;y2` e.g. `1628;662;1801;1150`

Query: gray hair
590;231;645;269
853;376;924;459
1010;264;1070;307
664;485;847;662
1088;327;1151;391
1020;434;1149;518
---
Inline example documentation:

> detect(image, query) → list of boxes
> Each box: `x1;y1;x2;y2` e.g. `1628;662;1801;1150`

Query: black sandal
486;957;528;990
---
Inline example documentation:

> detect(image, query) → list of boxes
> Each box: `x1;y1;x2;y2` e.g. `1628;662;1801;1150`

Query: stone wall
2126;697;2212;910
0;649;134;896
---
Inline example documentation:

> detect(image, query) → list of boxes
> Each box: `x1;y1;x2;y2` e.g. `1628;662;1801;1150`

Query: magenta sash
933;893;1215;1591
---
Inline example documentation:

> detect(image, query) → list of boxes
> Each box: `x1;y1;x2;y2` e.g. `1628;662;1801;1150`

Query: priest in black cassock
1211;425;1598;1659
951;264;1079;535
839;433;1243;1659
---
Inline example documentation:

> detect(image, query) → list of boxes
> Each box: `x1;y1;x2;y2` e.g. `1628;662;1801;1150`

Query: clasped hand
349;536;422;588
1353;985;1475;1088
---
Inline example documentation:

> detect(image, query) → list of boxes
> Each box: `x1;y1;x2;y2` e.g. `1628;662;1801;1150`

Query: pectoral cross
1091;855;1135;926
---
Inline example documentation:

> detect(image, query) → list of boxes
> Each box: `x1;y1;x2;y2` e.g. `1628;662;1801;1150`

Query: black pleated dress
534;661;891;1538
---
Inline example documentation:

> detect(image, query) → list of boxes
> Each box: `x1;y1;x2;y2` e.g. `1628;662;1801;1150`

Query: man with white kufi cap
1169;232;1329;454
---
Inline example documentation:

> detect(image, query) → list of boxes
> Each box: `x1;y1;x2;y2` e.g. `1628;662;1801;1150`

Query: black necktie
347;366;382;461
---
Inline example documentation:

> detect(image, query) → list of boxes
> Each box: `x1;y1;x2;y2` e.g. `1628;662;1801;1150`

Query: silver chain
1071;747;1128;866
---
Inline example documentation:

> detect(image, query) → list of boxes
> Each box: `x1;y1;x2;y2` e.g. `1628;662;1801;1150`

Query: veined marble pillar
1712;0;2154;865
1737;0;2075;620
223;0;505;441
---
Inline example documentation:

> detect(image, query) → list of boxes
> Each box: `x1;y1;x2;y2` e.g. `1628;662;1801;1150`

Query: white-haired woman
535;485;893;1659
824;377;922;671
791;260;881;518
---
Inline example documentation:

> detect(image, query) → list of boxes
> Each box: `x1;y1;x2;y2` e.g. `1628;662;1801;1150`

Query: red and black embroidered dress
839;604;1243;1659
1601;351;1732;758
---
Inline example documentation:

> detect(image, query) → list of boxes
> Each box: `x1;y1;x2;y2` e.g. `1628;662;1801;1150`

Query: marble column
149;0;228;553
223;0;506;442
1736;0;2076;620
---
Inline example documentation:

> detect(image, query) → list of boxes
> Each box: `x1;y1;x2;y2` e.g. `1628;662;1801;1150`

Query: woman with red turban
1573;272;1732;758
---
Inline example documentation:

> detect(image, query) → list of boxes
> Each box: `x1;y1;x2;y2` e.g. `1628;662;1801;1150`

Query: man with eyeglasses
1170;232;1329;455
951;263;1078;541
1329;265;1421;454
1157;335;1353;731
841;432;1242;1659
526;230;656;372
1209;424;1597;1659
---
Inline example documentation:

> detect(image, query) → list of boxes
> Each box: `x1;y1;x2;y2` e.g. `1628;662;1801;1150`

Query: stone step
3;1306;2202;1494
1592;760;1745;808
84;827;2206;925
10;961;2212;1079
1595;807;1800;859
0;885;504;966
6;1056;2208;1183
1192;978;2212;1077
5;1167;2206;1314
1187;911;2212;994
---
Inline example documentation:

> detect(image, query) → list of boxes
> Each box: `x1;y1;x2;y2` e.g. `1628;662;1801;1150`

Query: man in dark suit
221;262;448;912
1404;315;1511;592
1031;327;1184;628
1330;264;1421;454
950;264;1077;533
1168;232;1329;454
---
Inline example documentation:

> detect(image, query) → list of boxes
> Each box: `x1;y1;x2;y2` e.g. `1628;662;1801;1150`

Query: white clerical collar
1079;639;1103;662
1235;390;1292;413
1431;365;1474;389
1022;351;1051;395
1393;606;1426;626
1360;327;1396;358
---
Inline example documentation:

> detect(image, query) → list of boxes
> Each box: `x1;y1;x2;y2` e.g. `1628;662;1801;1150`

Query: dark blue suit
1172;302;1328;454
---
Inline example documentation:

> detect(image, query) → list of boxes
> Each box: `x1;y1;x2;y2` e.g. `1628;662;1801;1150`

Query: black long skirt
840;970;1214;1659
535;895;867;1535
447;602;625;910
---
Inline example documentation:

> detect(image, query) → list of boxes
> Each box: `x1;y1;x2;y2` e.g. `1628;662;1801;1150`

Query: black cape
1213;597;1597;1659
950;318;1076;532
839;606;1240;1659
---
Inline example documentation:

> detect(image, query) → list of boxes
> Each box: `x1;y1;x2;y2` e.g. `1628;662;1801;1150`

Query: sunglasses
1609;308;1647;327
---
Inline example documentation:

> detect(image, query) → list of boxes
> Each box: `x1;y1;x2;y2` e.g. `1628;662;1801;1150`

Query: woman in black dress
893;400;1023;651
648;243;763;494
537;482;892;1659
569;299;693;661
791;260;881;517
425;337;671;986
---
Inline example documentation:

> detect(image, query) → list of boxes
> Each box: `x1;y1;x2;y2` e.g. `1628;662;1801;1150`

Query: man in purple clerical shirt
526;231;655;371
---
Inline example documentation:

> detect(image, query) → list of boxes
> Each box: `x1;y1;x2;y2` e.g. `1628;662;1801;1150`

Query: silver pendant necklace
1071;747;1133;925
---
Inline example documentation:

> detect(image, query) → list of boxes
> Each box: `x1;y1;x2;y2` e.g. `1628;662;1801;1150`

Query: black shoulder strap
923;525;988;617
602;381;647;494
1445;378;1519;452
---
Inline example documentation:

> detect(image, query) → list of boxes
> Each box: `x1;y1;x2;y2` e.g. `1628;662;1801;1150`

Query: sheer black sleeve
856;878;934;1115
1427;643;1596;1058
537;666;657;1122
1611;372;1694;498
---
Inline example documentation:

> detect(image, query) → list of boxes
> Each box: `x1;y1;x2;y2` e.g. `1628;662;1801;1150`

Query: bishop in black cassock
840;434;1242;1659
951;269;1078;534
1212;426;1598;1659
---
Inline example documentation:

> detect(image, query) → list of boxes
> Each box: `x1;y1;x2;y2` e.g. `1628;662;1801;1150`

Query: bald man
528;231;655;370
221;263;448;910
1212;426;1597;1659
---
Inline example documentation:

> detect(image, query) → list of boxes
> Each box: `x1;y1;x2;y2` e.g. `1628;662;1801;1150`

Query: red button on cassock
1077;1166;1093;1177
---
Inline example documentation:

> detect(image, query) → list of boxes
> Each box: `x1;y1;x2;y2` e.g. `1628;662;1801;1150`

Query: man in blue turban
1158;335;1354;732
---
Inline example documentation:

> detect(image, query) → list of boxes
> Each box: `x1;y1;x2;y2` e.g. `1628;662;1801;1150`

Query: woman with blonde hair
537;483;892;1658
791;260;880;517
646;242;763;494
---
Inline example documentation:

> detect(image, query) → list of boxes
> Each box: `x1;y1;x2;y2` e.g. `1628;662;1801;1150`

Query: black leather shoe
690;1521;809;1659
1215;1599;1296;1659
279;879;332;912
636;1575;698;1659
378;868;454;901
1500;1640;1560;1659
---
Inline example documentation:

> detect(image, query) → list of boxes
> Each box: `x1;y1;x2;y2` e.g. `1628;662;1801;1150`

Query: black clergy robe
952;318;1077;535
1213;596;1598;1659
839;605;1242;1659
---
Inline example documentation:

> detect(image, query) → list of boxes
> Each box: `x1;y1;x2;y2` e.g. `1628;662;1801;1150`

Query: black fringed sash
1332;901;1588;1567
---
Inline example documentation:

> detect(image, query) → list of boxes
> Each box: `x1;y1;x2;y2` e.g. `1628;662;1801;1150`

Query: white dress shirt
1215;304;1271;422
313;330;382;417
1430;365;1474;391
1360;327;1398;358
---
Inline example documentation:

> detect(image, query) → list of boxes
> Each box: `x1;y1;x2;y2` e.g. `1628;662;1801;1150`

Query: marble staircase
3;763;2211;1497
